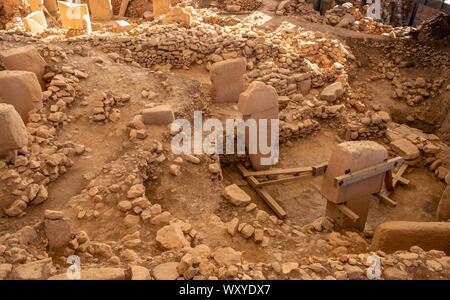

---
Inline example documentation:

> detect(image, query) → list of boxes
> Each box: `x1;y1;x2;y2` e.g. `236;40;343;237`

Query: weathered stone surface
163;7;191;28
0;264;12;280
153;0;170;18
23;11;48;34
156;224;190;251
44;209;64;220
88;0;112;21
210;57;246;103
48;268;125;280
437;186;450;221
0;104;28;155
152;262;179;280
13;258;53;280
224;184;251;206
213;247;242;266
44;218;72;251
383;267;409;280
27;0;43;12
320;82;344;102
142;105;174;125
58;1;91;32
0;70;43;121
0;46;46;89
322;141;387;230
130;265;151;280
390;139;420;160
372;221;450;254
238;81;279;170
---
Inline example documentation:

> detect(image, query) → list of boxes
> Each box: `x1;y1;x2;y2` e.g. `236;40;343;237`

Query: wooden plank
393;164;408;188
336;204;360;222
375;193;398;207
254;173;312;187
312;163;328;176
247;176;287;219
385;170;394;191
240;166;313;178
236;164;250;177
334;157;404;188
119;0;131;17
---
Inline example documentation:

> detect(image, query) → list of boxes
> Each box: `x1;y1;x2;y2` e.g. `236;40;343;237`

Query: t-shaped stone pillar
321;141;387;230
238;81;279;171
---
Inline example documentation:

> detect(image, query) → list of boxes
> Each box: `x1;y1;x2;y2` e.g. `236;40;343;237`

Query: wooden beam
312;163;328;176
336;204;360;222
238;166;313;178
393;164;408;188
253;173;312;187
247;176;287;219
385;170;394;191
334;157;404;188
375;193;398;207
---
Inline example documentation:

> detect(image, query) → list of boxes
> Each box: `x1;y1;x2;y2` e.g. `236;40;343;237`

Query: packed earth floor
0;0;449;280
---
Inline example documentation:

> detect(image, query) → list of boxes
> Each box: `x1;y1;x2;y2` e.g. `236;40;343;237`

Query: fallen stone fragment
224;184;251;206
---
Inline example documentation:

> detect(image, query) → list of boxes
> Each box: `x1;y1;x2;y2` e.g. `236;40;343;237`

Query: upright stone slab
210;57;247;103
0;104;28;156
27;0;43;12
23;10;48;34
162;7;191;28
0;71;43;122
44;0;58;14
153;0;170;18
58;1;91;33
238;81;279;171
0;46;47;90
88;0;113;21
321;141;387;230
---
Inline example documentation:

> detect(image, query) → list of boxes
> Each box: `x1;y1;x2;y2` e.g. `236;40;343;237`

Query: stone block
88;0;112;21
23;11;47;34
162;7;191;28
372;221;450;255
211;57;247;103
27;0;43;12
390;138;420;160
0;71;43;122
153;0;170;18
44;218;72;251
58;1;92;33
142;105;174;125
0;46;47;90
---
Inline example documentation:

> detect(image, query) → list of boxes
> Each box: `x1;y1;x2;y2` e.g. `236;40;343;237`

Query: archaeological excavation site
0;0;449;284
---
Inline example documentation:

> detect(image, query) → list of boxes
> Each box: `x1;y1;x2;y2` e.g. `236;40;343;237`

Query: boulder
0;71;43;122
0;46;46;90
212;247;242;266
390;139;420;160
320;82;345;102
0;104;28;155
224;184;251;206
152;262;179;280
156;224;190;251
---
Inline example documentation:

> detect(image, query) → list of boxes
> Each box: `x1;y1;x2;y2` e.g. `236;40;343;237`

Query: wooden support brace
236;164;313;178
375;193;398;207
253;173;312;187
393;164;409;188
247;176;287;219
385;169;394;191
334;157;404;188
336;203;360;222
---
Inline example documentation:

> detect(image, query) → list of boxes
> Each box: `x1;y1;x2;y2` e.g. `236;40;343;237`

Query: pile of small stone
92;91;130;123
